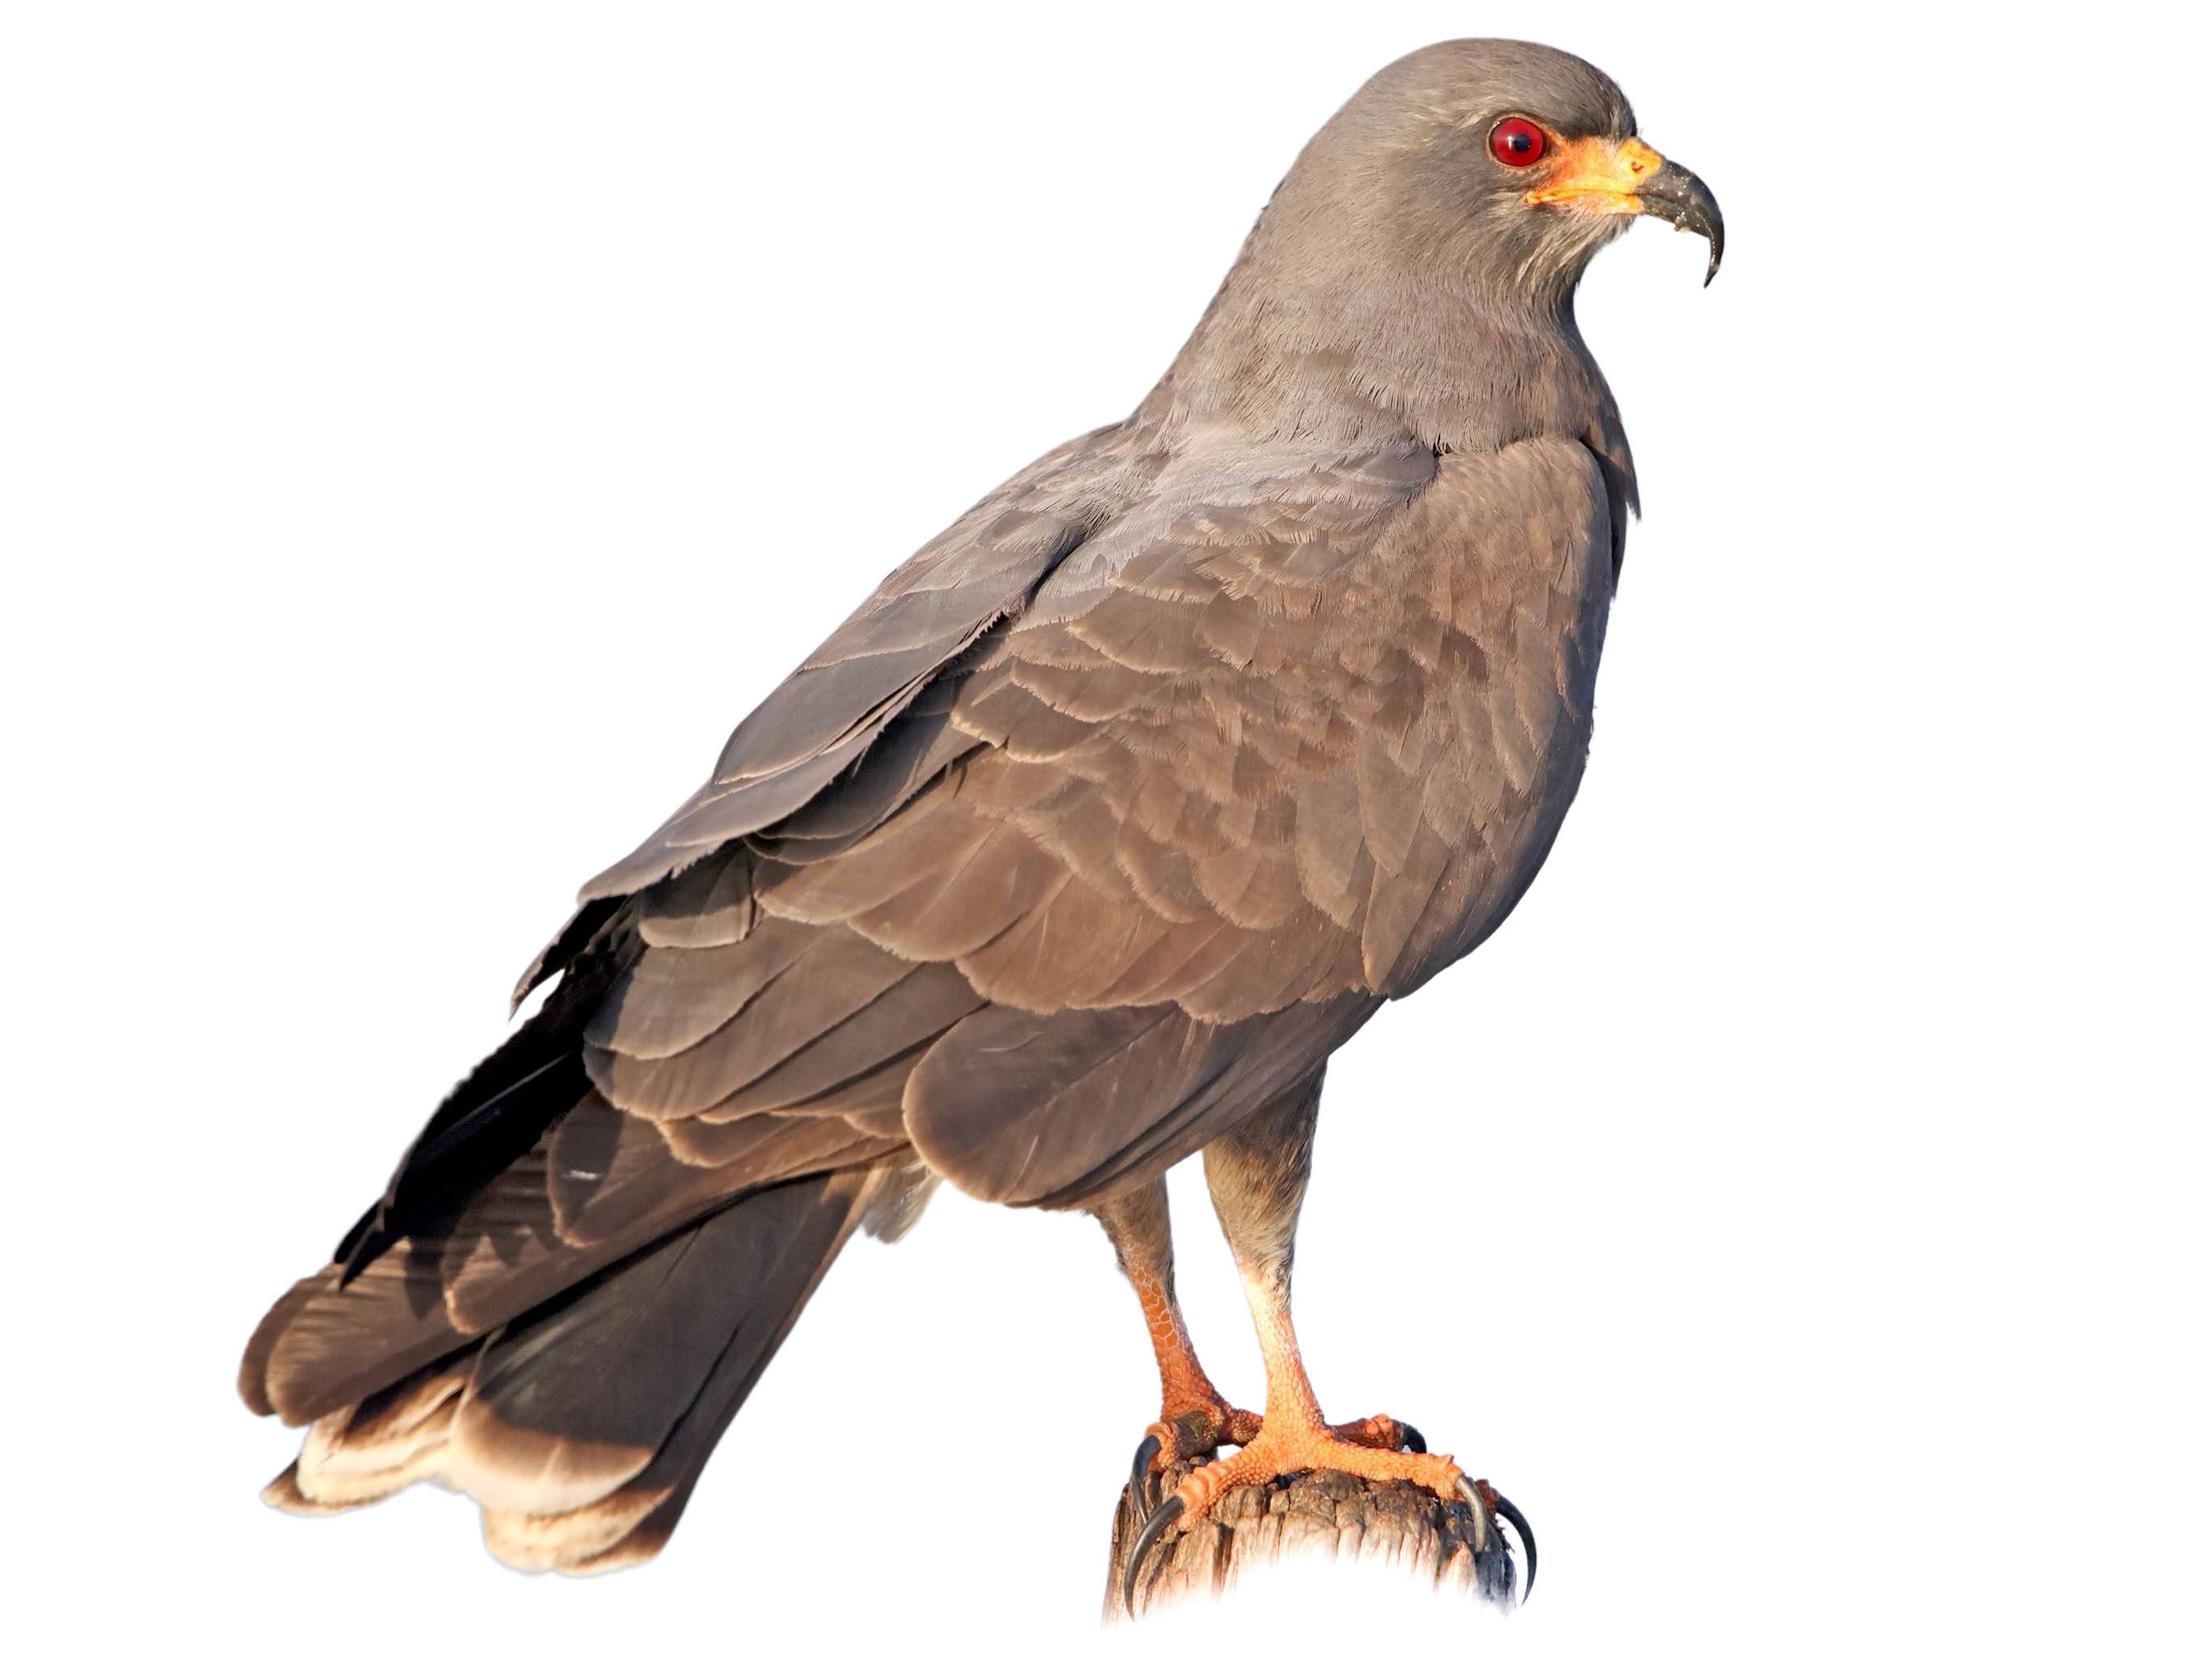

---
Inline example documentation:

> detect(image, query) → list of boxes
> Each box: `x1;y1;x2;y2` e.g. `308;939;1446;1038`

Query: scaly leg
1093;1180;1261;1503
1123;1072;1531;1611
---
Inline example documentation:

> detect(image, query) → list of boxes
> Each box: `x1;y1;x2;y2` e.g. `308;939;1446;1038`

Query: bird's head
1266;40;1722;309
1160;40;1719;449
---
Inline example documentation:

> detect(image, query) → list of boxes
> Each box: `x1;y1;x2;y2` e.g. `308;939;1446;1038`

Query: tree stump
1104;1452;1522;1623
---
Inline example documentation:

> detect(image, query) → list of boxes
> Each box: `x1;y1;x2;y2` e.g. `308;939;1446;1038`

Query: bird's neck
1137;228;1633;489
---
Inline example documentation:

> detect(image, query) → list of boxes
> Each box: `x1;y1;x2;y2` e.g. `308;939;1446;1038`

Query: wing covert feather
577;431;1119;902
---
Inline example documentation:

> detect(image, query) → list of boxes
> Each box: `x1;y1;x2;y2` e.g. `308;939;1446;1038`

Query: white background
4;3;2206;1654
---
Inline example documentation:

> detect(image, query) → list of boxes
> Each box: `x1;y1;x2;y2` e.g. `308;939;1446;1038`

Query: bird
238;36;1720;1597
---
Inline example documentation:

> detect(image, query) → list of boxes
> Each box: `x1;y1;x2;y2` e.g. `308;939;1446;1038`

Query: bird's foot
1124;1396;1263;1519
1167;1413;1461;1518
1125;1404;1424;1521
1123;1415;1532;1615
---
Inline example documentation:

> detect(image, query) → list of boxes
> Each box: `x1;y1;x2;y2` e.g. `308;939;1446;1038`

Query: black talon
1456;1473;1485;1522
1489;1488;1537;1604
1454;1476;1536;1606
1397;1420;1426;1455
1123;1493;1186;1619
1127;1434;1162;1522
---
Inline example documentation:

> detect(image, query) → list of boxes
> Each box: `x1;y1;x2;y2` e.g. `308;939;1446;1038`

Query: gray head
1270;40;1721;309
1156;40;1721;453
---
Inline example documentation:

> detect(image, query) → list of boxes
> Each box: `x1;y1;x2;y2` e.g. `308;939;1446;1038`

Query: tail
240;900;929;1570
253;1162;920;1573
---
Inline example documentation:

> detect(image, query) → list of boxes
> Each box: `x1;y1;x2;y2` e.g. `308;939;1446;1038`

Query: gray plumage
241;37;1717;1576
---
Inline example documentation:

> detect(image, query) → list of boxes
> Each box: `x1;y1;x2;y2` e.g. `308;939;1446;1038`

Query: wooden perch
1104;1453;1522;1623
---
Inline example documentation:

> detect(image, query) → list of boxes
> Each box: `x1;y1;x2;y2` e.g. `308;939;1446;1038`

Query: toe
1332;1412;1424;1452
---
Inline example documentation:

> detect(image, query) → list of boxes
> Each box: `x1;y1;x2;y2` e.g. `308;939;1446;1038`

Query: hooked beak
1524;137;1725;286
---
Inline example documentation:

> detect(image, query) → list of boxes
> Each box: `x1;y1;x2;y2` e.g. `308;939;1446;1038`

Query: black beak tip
1641;158;1722;288
1686;204;1723;288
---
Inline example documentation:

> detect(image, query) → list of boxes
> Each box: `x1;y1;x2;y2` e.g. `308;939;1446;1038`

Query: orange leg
1119;1077;1532;1618
1169;1262;1468;1521
1094;1182;1260;1471
1125;1252;1264;1459
1160;1073;1475;1521
1121;1253;1510;1622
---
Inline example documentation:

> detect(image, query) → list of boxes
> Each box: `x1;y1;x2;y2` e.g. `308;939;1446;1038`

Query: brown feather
242;38;1661;1570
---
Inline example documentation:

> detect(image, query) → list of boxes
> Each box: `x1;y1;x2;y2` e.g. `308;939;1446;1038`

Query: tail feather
268;1350;475;1512
261;1161;925;1573
242;885;942;1571
243;1095;900;1426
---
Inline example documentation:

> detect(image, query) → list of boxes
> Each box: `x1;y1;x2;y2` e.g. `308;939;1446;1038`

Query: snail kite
239;38;1721;1590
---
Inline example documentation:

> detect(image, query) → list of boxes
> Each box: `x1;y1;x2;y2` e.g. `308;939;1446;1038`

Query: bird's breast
764;436;1620;1020
1258;438;1616;997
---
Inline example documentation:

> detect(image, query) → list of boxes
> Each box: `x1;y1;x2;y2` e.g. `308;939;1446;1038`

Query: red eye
1489;116;1547;167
